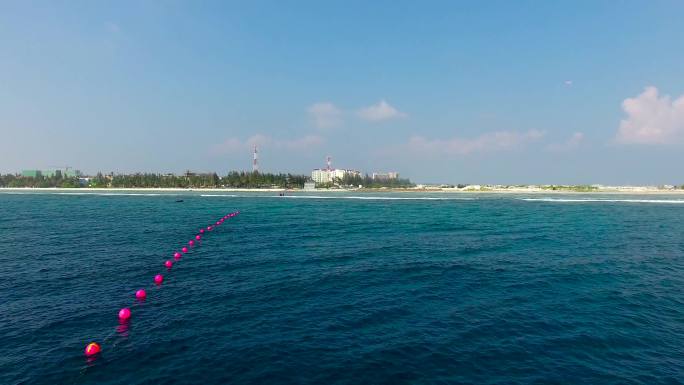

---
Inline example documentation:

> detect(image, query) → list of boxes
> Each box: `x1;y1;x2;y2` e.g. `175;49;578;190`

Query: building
22;170;42;178
372;172;399;181
312;169;361;184
311;156;361;185
21;168;80;178
303;181;316;190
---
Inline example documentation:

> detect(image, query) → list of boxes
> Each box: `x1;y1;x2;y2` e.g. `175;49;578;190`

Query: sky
1;0;684;184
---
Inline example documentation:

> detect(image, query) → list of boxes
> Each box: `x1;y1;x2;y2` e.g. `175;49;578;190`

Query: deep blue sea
1;190;684;385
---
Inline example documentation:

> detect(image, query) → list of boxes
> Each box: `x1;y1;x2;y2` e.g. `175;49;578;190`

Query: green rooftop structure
20;169;80;178
21;170;42;178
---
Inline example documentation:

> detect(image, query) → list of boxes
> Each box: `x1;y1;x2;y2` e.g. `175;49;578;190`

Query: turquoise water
1;191;684;384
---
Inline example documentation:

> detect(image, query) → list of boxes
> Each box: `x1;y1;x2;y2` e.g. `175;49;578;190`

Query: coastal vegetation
539;185;599;192
0;171;413;189
325;173;414;189
0;173;81;188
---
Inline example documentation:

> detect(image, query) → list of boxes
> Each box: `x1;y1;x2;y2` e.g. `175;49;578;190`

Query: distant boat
176;199;184;202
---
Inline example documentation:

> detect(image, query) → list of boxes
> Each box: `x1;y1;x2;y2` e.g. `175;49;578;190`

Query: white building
311;168;361;185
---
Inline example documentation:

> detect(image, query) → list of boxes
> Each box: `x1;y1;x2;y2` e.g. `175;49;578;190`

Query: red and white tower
253;145;259;173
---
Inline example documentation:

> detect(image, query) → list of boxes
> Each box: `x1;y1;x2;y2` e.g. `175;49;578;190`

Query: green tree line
0;171;416;189
0;171;309;188
333;173;415;188
0;173;80;188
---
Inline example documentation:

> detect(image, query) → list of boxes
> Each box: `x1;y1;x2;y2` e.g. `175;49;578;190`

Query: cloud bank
357;100;407;122
546;132;584;152
406;130;545;155
616;86;684;144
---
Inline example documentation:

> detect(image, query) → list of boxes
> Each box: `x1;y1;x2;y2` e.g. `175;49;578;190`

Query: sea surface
1;190;684;385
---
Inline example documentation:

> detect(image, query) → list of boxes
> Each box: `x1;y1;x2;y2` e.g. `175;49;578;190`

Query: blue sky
1;0;683;184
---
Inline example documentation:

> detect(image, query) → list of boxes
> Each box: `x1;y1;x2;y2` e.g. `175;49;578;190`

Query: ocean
1;191;683;384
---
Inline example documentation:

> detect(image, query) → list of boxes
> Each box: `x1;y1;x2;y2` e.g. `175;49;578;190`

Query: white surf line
520;198;684;204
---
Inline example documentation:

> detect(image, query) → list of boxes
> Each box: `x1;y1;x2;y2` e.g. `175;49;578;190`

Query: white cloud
406;130;545;155
308;102;342;129
546;132;584;152
616;86;684;144
357;100;407;122
564;80;573;86
211;134;324;155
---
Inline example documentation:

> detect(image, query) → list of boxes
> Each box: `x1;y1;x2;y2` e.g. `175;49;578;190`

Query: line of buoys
84;211;240;357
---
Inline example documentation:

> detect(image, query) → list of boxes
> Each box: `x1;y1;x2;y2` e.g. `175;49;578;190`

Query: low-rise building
22;170;42;178
372;172;399;181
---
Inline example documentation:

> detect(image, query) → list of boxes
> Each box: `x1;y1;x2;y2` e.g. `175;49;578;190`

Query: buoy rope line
83;211;240;358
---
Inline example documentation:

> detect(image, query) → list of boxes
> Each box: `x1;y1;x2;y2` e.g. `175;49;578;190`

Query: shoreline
1;187;684;195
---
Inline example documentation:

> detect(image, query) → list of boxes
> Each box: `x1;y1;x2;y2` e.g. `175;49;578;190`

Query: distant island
1;171;682;193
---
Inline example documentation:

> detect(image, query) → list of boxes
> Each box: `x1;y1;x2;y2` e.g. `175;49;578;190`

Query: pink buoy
181;247;188;253
216;221;220;225
118;307;131;322
85;342;101;356
188;240;195;247
174;252;182;260
195;235;201;241
199;229;205;234
165;260;173;269
136;289;146;300
207;226;213;231
154;274;164;285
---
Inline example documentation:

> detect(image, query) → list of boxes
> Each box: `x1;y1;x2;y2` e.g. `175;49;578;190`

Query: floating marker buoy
188;240;195;247
136;289;146;300
118;308;131;322
199;229;205;234
165;260;173;269
195;235;201;241
207;226;212;231
174;252;182;260
85;342;101;356
154;274;164;285
181;247;188;253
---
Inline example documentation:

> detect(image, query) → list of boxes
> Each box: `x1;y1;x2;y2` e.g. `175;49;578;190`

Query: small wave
201;194;474;200
520;198;684;204
56;192;165;196
286;195;474;200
